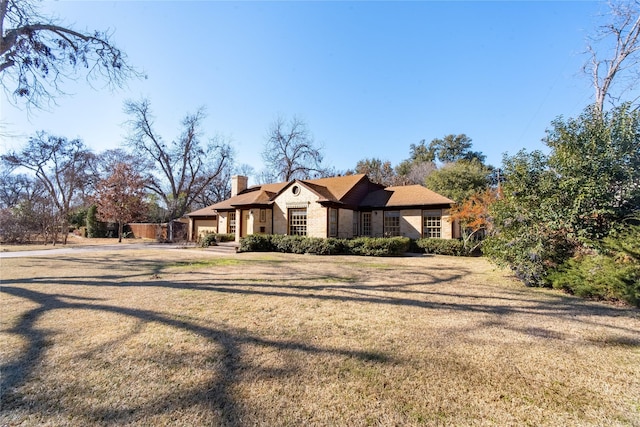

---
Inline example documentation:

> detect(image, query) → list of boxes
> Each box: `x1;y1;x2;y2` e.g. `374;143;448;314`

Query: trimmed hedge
346;237;411;256
416;238;466;256
240;235;414;257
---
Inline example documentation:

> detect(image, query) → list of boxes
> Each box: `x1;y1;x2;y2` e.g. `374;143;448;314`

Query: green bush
216;233;236;242
200;233;236;247
548;255;640;307
239;234;274;252
239;235;409;256
416;238;465;256
548;220;640;307
200;233;218;247
346;237;411;256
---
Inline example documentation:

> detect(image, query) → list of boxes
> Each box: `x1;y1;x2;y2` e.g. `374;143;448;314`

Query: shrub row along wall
239;235;470;257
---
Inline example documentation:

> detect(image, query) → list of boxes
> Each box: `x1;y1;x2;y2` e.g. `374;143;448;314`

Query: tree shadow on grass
0;285;392;426
2;252;639;424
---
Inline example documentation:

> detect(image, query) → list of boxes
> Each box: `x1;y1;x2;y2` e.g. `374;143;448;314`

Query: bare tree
584;0;640;112
123;98;233;221
262;116;330;181
0;0;140;109
1;132;95;244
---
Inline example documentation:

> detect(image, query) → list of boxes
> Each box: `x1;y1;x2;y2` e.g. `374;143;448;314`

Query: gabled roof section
359;185;454;208
301;174;368;201
187;174;452;217
187;182;288;215
271;174;369;205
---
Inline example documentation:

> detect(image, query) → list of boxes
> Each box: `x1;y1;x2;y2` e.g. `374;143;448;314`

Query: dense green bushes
547;221;640;307
239;235;472;257
199;233;235;247
416;238;466;256
346;237;411;256
239;235;349;255
549;255;639;306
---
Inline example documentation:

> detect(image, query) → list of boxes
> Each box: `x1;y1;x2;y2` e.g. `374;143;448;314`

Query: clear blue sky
1;0;608;179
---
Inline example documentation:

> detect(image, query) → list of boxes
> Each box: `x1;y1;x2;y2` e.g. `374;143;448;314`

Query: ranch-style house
186;174;458;243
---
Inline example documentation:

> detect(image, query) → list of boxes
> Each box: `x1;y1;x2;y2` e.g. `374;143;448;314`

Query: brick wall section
442;209;454;239
371;210;384;237
401;209;422;239
366;208;453;238
244;208;270;236
273;184;326;237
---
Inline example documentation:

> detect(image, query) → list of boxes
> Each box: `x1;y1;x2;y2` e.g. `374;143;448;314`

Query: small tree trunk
118;220;123;243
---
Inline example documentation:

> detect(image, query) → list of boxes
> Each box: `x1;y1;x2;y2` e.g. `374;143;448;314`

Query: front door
241;209;249;238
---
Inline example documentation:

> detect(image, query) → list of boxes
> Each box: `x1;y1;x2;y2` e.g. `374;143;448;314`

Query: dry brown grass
1;249;639;426
0;235;157;252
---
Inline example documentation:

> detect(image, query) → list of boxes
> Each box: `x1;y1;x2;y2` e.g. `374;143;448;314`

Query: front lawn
1;250;639;425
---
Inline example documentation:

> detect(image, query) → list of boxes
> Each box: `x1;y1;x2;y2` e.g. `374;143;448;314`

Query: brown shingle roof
300;174;367;201
359;185;454;208
185;205;218;217
187;175;452;217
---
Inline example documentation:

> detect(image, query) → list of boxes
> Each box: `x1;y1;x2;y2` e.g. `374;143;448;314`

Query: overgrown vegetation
548;220;640;306
484;105;640;306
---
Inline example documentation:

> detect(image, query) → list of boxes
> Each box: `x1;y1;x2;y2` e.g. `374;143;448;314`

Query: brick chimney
231;175;248;197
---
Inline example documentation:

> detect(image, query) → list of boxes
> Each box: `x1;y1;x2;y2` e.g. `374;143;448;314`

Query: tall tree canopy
262;116;330;181
354;158;397;187
395;140;437;185
123;98;233;220
0;0;139;109
424;159;492;204
1;132;95;244
484;104;640;287
428;134;486;164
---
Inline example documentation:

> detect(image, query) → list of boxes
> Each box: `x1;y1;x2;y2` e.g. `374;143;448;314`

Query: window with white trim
288;208;307;236
384;211;401;236
423;210;441;238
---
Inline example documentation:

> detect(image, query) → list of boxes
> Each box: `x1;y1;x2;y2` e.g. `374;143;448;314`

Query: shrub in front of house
200;233;218;247
216;233;236;242
238;234;273;252
346;237;411;256
200;233;237;247
239;235;409;256
416;238;466;256
239;235;477;257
